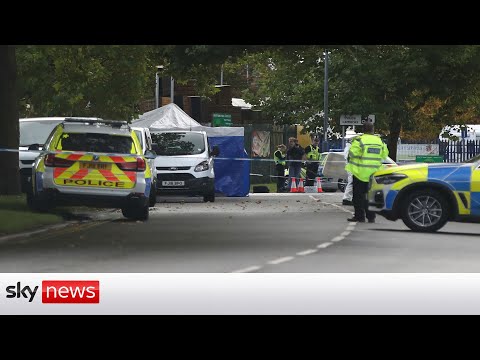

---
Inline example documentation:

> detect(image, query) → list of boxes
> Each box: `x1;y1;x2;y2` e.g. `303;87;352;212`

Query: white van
150;130;220;202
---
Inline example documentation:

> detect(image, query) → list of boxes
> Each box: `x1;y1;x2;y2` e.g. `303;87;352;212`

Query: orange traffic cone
290;177;298;193
316;177;323;193
298;178;305;193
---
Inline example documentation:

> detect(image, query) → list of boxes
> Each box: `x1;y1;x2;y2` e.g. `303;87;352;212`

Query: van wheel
203;192;215;202
401;189;448;232
338;179;347;192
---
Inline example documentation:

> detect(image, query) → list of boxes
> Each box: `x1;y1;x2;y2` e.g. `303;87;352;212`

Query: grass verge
0;194;63;236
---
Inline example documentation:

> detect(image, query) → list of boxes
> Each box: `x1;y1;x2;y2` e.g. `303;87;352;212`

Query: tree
16;45;157;120
232;45;480;160
0;45;20;195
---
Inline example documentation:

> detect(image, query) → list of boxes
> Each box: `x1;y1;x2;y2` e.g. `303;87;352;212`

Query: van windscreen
151;132;205;156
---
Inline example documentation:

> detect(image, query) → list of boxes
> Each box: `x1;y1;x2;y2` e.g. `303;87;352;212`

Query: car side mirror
145;150;157;159
210;145;220;157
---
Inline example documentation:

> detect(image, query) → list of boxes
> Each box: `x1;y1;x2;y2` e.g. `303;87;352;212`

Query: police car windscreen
151;132;205;156
60;133;134;154
20;120;63;146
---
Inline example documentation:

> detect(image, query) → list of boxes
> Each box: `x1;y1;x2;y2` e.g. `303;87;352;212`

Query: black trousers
352;175;375;221
306;162;319;186
275;164;286;192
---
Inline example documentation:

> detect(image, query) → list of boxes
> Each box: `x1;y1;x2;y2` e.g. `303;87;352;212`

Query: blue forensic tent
132;104;250;197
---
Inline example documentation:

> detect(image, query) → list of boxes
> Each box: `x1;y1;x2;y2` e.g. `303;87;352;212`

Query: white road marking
331;236;344;242
296;249;318;256
341;231;351;237
317;242;333;248
346;225;356;231
268;256;295;265
231;266;262;273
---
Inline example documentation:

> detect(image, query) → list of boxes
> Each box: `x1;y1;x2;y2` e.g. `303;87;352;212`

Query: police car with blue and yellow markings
368;154;480;232
27;118;157;221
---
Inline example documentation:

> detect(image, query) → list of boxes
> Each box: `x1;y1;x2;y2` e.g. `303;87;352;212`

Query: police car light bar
63;118;128;128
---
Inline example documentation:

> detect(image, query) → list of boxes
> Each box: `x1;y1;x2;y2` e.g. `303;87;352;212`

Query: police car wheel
338;179;346;192
149;185;157;207
203;192;215;202
27;192;53;213
122;204;149;221
401;189;449;232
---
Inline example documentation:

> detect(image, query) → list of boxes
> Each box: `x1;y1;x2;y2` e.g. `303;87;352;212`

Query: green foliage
16;45;157;120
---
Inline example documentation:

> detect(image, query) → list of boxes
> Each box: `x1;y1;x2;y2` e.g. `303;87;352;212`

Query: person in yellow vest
304;137;320;186
274;144;287;192
345;122;388;223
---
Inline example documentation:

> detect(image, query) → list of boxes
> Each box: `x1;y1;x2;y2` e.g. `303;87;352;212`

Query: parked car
322;151;397;192
368;153;480;232
28;118;156;220
19;117;66;192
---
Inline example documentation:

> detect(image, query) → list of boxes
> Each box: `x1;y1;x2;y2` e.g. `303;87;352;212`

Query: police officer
274;144;287;192
304;137;320;186
345;122;388;223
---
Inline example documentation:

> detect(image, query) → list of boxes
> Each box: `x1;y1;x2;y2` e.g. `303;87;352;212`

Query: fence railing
399;139;480;163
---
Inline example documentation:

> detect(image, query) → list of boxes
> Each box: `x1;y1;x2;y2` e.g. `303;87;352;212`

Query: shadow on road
369;228;480;237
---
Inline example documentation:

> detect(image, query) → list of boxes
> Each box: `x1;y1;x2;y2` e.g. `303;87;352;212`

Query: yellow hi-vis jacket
274;150;286;166
306;145;320;161
345;134;389;182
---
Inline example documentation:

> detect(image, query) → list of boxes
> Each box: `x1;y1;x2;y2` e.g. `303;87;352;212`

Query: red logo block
42;281;100;303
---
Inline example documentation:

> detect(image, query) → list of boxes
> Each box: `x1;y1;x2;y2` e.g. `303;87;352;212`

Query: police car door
472;161;480;216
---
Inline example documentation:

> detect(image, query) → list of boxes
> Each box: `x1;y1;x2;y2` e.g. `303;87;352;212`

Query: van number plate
162;181;185;186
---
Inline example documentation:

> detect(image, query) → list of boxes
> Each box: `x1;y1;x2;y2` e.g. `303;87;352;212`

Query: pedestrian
342;137;355;205
286;137;305;190
345;122;388;223
274;144;287;192
304;137;320;186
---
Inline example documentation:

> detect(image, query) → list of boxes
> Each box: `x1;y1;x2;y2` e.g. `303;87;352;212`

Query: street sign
415;155;443;163
212;113;232;127
340;114;362;126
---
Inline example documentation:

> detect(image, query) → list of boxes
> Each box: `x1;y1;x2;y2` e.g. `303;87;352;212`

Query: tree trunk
0;45;20;195
386;112;402;162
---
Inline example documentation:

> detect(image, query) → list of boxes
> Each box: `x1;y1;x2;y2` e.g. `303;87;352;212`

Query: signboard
397;144;439;161
415;155;443;163
251;131;270;158
340;114;362;126
340;114;375;126
212;113;232;127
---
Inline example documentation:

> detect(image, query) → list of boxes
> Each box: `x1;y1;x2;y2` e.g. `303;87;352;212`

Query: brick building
139;78;263;126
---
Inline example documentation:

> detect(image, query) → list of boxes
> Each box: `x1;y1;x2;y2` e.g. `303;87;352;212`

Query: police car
368;154;480;232
27;118;157;220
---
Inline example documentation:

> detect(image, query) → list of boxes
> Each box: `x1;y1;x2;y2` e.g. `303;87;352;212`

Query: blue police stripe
471;192;480;216
385;190;398;210
428;165;472;192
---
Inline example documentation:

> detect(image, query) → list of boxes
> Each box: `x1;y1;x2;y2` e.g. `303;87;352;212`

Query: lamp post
155;65;164;109
323;49;329;152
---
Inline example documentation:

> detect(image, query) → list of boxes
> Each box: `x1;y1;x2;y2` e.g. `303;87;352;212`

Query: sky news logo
5;281;100;303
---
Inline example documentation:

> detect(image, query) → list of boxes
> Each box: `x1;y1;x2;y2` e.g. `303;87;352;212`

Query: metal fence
400;139;480;163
